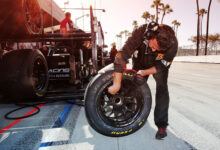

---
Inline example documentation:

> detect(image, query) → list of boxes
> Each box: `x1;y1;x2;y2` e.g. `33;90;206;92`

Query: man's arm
114;24;148;73
109;24;148;95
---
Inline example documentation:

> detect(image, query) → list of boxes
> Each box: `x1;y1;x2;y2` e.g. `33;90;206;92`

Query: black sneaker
155;128;167;140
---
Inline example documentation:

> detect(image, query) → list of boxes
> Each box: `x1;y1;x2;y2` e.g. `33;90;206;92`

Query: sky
54;0;220;50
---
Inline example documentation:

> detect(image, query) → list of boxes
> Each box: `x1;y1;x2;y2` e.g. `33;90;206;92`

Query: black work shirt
114;24;178;73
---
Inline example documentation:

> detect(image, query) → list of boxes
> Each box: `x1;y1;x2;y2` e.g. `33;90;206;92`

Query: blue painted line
52;103;73;128
39;141;69;147
39;100;75;148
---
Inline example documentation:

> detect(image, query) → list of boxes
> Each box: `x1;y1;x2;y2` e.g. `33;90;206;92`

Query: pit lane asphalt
0;62;220;150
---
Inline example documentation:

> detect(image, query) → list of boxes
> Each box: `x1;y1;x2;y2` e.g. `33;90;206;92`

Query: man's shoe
155;128;167;140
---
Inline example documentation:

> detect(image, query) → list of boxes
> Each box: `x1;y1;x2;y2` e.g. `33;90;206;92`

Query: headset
144;22;159;40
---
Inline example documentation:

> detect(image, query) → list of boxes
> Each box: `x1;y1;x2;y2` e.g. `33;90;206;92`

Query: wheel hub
113;96;123;107
97;80;144;128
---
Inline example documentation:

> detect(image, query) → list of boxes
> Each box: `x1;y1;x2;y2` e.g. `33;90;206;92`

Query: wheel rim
32;58;47;92
24;0;42;34
97;79;144;128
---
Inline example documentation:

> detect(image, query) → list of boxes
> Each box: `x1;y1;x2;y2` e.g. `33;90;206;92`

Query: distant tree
132;20;138;30
124;30;129;40
172;20;181;37
208;34;220;54
199;9;207;37
150;15;156;22
151;0;163;23
175;22;181;37
120;31;124;43
189;33;220;54
116;34;122;49
172;20;177;31
160;3;173;24
111;42;116;47
205;0;213;55
198;8;207;50
142;11;151;23
189;36;197;44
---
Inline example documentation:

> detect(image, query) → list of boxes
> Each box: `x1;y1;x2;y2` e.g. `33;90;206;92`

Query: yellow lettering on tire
138;121;143;126
111;131;116;134
110;129;133;135
36;93;43;97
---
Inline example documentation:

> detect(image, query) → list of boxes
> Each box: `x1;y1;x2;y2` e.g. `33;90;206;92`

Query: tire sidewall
25;49;48;98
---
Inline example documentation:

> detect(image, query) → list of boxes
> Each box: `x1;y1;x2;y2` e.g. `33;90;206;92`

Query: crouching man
108;22;178;140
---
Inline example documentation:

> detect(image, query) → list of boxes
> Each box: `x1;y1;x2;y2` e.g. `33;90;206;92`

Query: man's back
60;12;73;34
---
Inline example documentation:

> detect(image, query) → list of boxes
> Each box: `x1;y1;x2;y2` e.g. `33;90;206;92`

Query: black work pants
145;69;169;128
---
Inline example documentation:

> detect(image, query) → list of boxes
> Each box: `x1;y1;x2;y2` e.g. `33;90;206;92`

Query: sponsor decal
49;74;70;78
48;68;70;73
161;59;171;67
115;52;121;59
123;72;134;77
58;62;66;66
111;129;133;135
156;53;165;60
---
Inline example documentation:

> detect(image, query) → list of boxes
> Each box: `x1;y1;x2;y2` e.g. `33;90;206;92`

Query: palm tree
199;8;207;52
199;8;207;38
116;34;122;49
172;20;178;32
142;11;151;23
205;0;213;55
175;22;181;37
120;31;124;42
132;20;138;30
172;20;180;37
111;42;116;47
160;4;173;24
196;0;200;56
124;30;129;40
150;15;156;22
116;33;123;49
151;0;163;23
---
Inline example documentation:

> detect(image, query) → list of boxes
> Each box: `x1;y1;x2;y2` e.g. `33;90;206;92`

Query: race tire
85;70;152;137
0;49;48;100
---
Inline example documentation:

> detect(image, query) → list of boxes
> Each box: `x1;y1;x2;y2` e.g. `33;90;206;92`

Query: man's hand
137;66;157;76
108;72;123;95
137;70;145;76
108;83;121;95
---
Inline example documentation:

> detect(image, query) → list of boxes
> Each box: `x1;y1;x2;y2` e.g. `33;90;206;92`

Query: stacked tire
0;49;48;101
